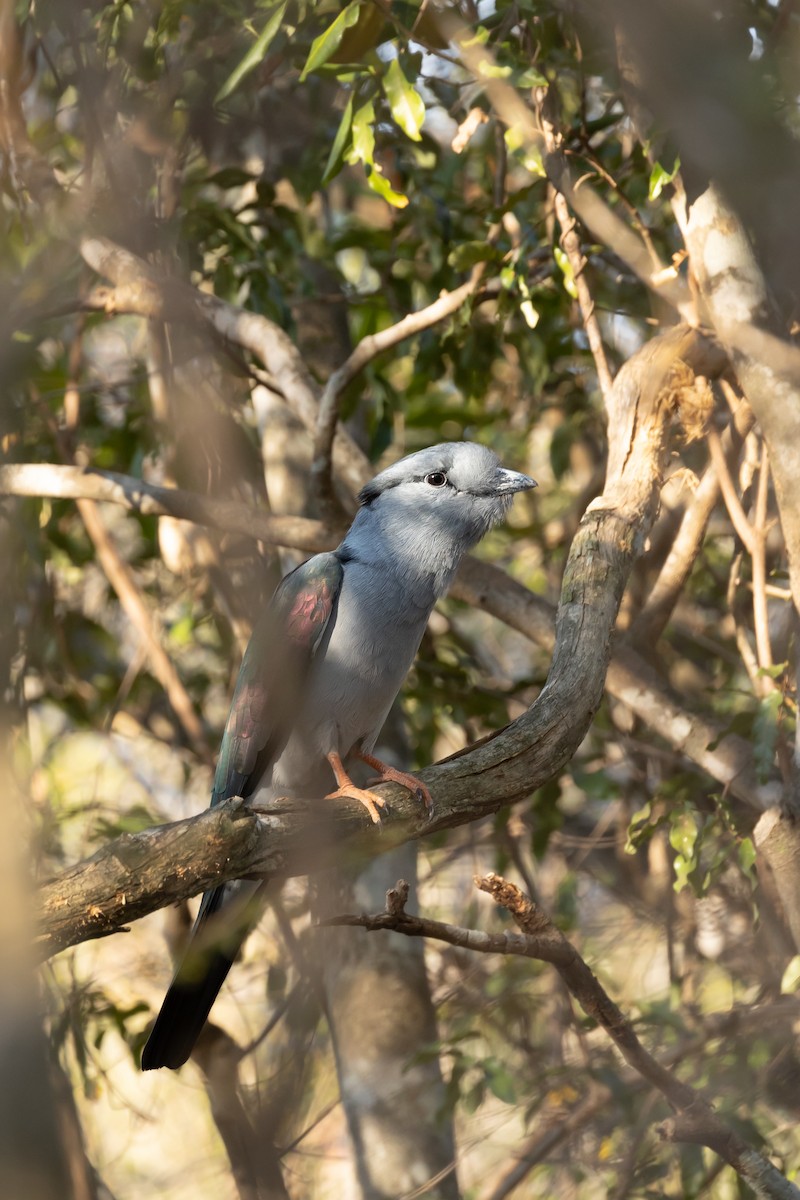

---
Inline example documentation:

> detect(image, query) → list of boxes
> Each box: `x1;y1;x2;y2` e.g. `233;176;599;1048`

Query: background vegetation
3;1;800;1197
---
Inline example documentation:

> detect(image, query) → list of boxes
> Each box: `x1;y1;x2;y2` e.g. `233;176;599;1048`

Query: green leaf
346;99;376;167
757;660;788;679
300;1;361;81
738;836;756;877
366;167;409;208
322;91;355;184
515;67;548;88
520;299;539;328
648;156;680;201
754;689;782;781
207;167;255;189
669;811;698;859
215;2;287;104
625;800;652;855
346;99;409;207
554;246;578;299
383;57;425;141
477;60;512;79
485;1061;517;1104
447;240;498;271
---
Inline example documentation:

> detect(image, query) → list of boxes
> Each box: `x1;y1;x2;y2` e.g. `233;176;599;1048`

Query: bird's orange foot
325;750;386;824
324;784;385;824
355;750;433;813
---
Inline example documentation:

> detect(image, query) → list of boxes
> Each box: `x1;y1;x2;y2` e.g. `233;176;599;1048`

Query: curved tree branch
34;324;747;960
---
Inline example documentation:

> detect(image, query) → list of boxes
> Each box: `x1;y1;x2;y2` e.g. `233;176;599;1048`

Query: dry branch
634;399;754;643
0;463;335;553
329;876;800;1200
537;85;614;401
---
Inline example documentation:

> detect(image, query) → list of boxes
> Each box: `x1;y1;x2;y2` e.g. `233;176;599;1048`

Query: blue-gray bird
141;442;536;1070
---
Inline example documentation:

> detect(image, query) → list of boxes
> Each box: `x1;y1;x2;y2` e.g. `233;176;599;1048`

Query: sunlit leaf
383;57;425;141
365;167;409;207
554;245;578;299
346;99;409;207
215;2;287;103
648;156;681;201
300;1;361;81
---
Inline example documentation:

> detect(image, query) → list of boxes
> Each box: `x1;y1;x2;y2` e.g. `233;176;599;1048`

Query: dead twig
706;427;755;555
0;463;336;553
537;85;614;402
329;876;800;1200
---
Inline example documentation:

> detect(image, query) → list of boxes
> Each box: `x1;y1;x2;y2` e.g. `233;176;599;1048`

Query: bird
141;441;536;1070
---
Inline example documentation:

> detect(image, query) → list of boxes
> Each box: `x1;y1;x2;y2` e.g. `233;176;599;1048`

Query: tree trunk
315;843;459;1200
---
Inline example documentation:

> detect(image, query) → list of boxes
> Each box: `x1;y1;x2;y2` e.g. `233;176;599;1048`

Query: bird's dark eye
425;471;447;488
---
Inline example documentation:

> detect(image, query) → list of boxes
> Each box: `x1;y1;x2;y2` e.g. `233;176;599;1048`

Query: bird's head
347;442;536;595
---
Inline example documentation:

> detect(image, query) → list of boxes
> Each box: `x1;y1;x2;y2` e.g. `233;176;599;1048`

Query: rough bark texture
755;808;800;955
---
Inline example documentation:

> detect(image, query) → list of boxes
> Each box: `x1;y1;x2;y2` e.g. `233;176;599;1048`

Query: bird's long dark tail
141;880;262;1071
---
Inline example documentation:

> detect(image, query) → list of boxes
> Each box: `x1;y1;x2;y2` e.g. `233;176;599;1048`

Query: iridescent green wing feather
211;552;343;805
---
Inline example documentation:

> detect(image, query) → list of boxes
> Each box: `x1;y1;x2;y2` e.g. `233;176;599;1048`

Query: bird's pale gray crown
358;441;536;505
345;442;537;598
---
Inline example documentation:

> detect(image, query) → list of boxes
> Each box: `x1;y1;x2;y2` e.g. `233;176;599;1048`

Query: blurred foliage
4;0;800;1196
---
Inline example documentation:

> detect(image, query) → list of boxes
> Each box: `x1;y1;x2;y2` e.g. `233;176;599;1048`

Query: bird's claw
325;785;385;825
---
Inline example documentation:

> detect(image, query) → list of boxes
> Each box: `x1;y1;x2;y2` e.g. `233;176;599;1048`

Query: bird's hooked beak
494;467;538;495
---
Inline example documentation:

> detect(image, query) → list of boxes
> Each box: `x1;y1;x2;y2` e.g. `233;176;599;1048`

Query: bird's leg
324;750;386;824
354;749;433;812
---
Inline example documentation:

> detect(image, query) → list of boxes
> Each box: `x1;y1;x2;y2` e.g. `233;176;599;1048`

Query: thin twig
752;441;774;673
537;85;614;402
727;549;764;694
311;272;483;519
706;427;755;554
634;401;755;644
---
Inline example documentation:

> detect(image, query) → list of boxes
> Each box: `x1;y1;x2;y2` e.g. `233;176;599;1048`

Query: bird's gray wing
141;553;343;1071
